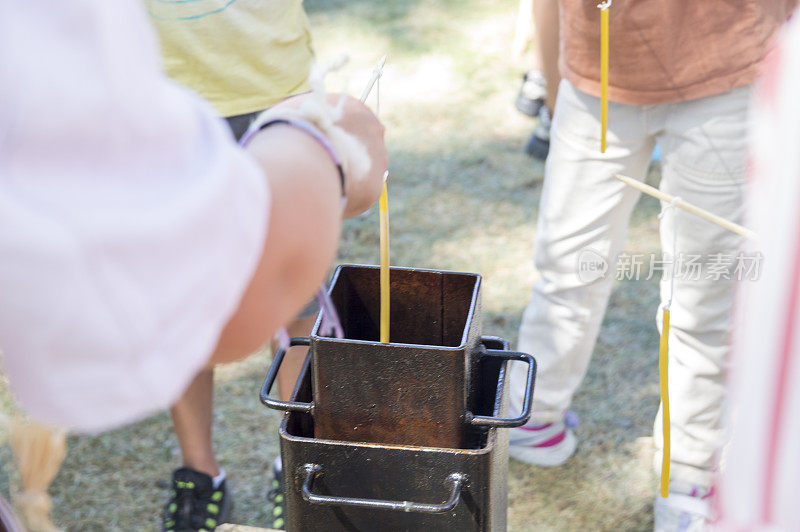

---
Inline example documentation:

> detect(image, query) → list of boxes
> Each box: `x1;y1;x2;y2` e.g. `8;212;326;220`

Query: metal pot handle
259;337;314;414
299;464;466;514
465;343;536;428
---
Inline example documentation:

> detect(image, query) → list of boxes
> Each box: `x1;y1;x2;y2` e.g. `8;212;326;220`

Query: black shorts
225;110;261;142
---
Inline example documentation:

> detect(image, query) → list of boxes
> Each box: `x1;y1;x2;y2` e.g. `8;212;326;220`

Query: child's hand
334;94;387;218
267;92;388;219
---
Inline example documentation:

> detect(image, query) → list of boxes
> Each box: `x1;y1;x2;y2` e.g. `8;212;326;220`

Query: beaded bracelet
239;117;347;198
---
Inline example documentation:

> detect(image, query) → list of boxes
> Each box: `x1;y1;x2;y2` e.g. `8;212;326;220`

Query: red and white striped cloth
716;11;800;531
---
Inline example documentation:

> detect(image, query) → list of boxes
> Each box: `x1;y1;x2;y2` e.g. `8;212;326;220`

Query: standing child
146;1;319;529
506;1;795;529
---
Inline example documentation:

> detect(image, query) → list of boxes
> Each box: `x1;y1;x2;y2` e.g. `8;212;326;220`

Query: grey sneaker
524;105;551;161
515;70;547;118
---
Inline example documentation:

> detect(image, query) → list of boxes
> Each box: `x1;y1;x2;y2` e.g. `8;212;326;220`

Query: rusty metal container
261;265;536;448
276;337;513;531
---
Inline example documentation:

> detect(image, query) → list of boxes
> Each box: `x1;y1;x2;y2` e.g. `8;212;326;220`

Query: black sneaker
515;70;547;118
525;105;552;161
266;457;286;530
162;467;232;532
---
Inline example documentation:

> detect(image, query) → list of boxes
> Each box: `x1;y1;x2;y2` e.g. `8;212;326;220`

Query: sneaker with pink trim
654;482;713;532
508;412;578;467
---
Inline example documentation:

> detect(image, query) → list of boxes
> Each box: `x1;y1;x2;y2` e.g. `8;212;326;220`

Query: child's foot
515;70;547;118
654;482;712;532
524;105;552;161
162;467;232;531
267;456;286;530
508;412;578;467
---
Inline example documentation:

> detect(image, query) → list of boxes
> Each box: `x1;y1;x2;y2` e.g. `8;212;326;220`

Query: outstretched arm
0;2;386;432
211;98;387;364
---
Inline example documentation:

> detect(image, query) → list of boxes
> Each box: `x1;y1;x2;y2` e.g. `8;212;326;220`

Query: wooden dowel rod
613;173;757;239
360;55;387;103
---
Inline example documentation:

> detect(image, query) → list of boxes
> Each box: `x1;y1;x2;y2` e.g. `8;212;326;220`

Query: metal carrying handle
465;338;536;428
260;337;314;414
300;464;466;514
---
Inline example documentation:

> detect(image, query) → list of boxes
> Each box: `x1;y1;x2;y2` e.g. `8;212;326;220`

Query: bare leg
170;310;314;477
533;0;560;112
273;314;316;401
170;369;219;477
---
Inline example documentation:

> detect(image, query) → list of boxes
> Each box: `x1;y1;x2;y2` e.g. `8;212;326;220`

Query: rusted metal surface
312;265;483;447
260;264;538;530
278;337;511;531
260;265;536;448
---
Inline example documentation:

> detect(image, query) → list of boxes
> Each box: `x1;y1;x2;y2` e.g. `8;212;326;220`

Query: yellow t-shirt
146;0;313;117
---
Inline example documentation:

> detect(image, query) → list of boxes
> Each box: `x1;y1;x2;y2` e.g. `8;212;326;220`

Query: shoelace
564;410;580;429
171;487;204;530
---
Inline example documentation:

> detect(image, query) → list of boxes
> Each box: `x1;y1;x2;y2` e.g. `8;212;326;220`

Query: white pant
509;79;750;487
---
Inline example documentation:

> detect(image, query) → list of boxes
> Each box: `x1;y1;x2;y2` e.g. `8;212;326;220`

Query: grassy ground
0;1;666;530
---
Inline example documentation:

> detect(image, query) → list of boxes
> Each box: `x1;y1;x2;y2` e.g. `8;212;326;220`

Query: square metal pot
313;265;483;447
277;337;512;531
261;265;536;448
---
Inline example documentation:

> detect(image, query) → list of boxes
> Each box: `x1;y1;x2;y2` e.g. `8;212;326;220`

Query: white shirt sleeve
0;0;270;432
716;12;800;530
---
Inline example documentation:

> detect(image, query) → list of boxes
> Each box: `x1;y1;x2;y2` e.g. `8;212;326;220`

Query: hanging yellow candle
659;307;671;497
359;56;390;343
379;180;390;343
657;198;679;498
599;1;610;153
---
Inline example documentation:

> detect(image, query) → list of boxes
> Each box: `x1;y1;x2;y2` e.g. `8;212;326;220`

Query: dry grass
1;1;666;530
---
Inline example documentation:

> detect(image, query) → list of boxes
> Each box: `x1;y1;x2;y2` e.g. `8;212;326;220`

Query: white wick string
658;196;681;310
376;74;381;118
373;61;388;182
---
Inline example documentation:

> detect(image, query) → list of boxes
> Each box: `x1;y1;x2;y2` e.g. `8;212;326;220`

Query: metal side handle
300;464;466;514
466;345;536;428
259;337;314;414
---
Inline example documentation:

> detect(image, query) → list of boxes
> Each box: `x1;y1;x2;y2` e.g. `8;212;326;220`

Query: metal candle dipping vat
260;265;537;530
276;336;513;531
261;265;536;448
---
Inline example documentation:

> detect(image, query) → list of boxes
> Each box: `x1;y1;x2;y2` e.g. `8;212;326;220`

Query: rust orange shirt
560;1;795;105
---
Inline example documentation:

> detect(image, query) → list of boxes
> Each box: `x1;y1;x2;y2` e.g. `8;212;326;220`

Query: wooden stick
613;173;757;239
360;55;387;103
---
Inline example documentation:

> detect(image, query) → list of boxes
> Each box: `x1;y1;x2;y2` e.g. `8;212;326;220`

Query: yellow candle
600;5;609;153
379;182;390;343
659;308;671;497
